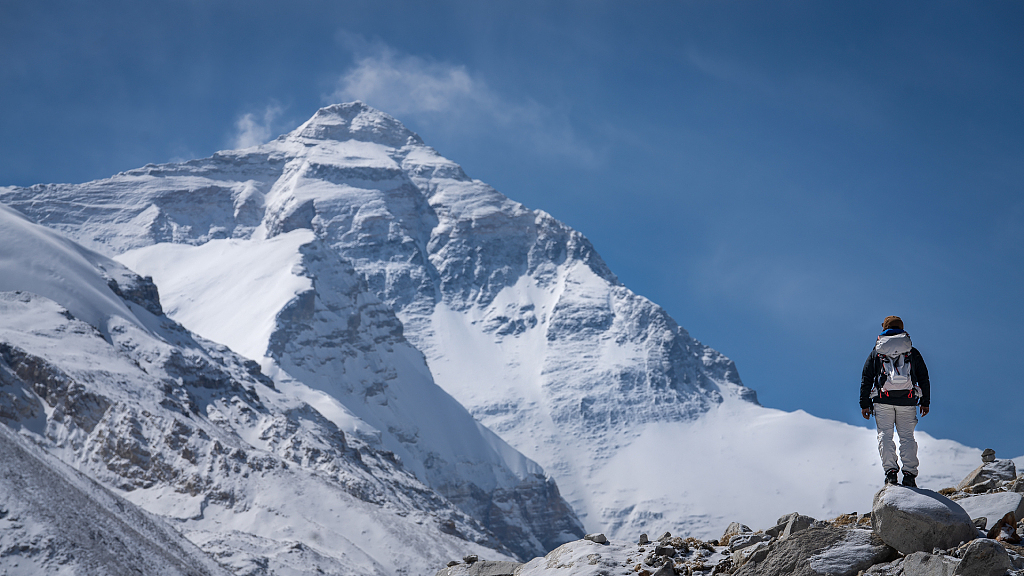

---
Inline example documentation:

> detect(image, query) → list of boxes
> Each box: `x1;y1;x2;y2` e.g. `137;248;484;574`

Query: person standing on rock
860;315;930;487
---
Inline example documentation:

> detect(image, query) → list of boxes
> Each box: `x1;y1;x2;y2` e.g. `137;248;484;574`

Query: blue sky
2;1;1022;457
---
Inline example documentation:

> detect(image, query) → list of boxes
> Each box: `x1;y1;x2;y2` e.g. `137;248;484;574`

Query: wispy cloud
329;36;597;166
232;103;284;149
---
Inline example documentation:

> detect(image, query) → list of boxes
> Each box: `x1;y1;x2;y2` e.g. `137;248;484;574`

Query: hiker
860;315;930;487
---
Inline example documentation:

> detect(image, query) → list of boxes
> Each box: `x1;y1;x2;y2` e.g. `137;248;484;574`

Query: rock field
436;450;1024;576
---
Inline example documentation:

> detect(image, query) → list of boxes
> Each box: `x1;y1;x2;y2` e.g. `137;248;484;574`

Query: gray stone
583;533;607;544
981;449;996;463
652;563;676;576
435;561;522;576
872;486;978;554
957;460;1018;491
1008;549;1024;570
729;532;772;552
864;558;905;576
777;512;804;526
957;492;1024;530
733;527;897;576
463;555;479;564
657;531;672;542
722;522;752;545
781;514;817;540
732;541;771;570
952;538;1011;576
971;518;988;530
639;533;649;545
448;560;460;567
903;552;960;576
1009;479;1024;494
765;522;787;538
654;545;676;557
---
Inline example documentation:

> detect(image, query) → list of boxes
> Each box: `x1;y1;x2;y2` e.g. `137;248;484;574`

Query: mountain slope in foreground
0;423;232;576
0;102;996;542
0;203;524;574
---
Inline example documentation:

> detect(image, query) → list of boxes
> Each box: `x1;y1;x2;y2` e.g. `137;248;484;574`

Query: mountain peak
286;101;423;148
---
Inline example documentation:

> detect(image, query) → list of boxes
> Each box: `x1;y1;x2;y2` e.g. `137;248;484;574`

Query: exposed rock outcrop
872;486;978;554
734;527;896;576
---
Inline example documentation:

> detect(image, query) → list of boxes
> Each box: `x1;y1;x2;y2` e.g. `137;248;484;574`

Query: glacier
0;101;985;552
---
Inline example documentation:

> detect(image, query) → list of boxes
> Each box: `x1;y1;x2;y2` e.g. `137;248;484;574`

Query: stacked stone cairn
436;450;1024;576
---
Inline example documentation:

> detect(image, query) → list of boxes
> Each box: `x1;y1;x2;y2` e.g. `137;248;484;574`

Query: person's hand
920;405;929;417
862;407;872;420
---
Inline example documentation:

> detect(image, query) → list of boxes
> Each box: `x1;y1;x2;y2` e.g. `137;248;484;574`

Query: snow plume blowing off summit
0;102;985;558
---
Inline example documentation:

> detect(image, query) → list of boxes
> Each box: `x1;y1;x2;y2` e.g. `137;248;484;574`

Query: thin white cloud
232;104;283;149
329;39;597;166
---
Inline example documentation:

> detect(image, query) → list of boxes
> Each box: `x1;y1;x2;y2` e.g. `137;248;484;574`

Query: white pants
874;404;919;476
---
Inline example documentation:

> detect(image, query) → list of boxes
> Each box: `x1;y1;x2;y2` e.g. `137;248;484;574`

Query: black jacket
860;347;930;409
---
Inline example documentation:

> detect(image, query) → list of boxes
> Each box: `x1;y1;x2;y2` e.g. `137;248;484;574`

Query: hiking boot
885;469;899;485
902;473;917;487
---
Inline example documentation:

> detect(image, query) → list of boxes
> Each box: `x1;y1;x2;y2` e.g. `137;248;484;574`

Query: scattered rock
871;486;978;554
952;538;1011;576
657;531;672;542
957;460;1018;491
722;522;752;545
463;555;478;564
729;532;772;552
654;545;675;557
652;562;675;576
987;512;1021;544
781;514;817;540
583;533;607;544
766;522;786;538
957;492;1024;530
435;560;522;576
732;541;771;569
639;533;649;545
970;518;987;531
734;527;896;576
448;560;460;566
1010;478;1024;494
902;551;960;576
981;449;996;463
668;536;689;552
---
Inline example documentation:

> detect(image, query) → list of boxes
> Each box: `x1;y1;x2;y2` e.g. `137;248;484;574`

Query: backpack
874;332;920;398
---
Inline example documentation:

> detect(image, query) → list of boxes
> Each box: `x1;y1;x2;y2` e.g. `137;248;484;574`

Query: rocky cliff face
0;423;233;576
0;205;521;574
1;102;757;536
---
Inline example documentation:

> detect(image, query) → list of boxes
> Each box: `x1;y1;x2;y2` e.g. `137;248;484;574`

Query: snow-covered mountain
0;203;531;574
1;102;985;548
0;422;232;576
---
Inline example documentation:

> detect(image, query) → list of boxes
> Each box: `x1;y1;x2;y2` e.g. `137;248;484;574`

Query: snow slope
116;230;584;559
0;203;517;574
587;398;979;539
0;102;993;544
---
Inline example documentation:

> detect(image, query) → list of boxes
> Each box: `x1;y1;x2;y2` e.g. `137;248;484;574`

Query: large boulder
765;513;817;540
902;552;959;576
871;486;978;554
734;527;896;576
957;460;1018;491
952;538;1011;576
515;539;635;576
435;560;522;576
956;492;1024;530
